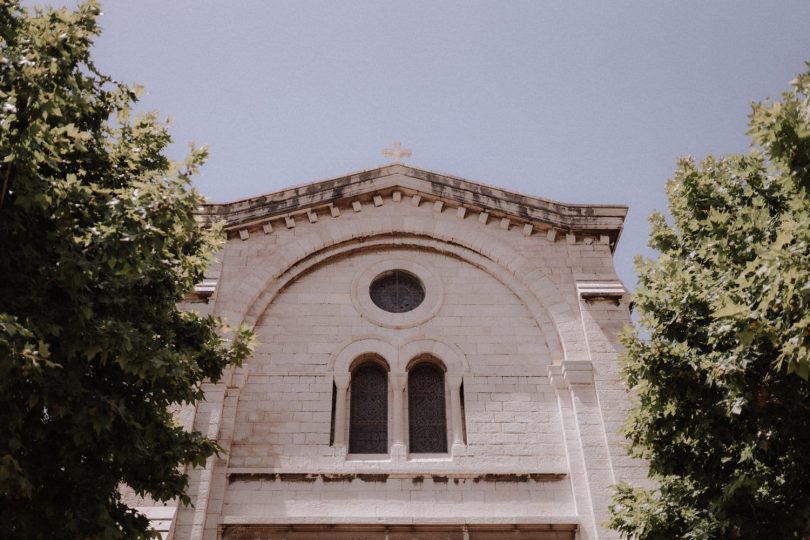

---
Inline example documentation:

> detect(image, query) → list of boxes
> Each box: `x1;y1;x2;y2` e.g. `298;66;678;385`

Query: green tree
0;1;252;538
609;66;810;539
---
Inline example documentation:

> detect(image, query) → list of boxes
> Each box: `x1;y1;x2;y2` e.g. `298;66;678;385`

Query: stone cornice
197;164;628;250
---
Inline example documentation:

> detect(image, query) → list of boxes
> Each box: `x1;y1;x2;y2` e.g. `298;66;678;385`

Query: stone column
576;286;646;539
447;375;465;454
390;374;406;460
332;373;350;450
180;382;226;540
548;364;598;540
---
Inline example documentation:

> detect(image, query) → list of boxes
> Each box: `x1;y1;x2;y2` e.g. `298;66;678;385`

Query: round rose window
369;270;425;313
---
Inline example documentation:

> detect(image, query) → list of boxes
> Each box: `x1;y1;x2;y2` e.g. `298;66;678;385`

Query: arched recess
229;231;578;365
328;339;398;451
399;338;469;452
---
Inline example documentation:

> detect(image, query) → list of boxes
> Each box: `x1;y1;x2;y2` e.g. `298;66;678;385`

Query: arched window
408;363;448;453
349;363;388;454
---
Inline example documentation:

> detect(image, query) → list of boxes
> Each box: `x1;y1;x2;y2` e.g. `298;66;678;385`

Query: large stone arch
217;211;587;364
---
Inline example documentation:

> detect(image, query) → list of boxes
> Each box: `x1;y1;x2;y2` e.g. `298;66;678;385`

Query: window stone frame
330;337;469;462
351;258;444;329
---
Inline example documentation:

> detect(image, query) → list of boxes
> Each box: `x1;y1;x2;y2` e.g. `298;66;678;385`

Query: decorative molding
329;338;398;374
399;337;470;374
219;520;579;533
227;471;567;483
183;277;218;303
548;361;594;387
562;360;593;385
577;281;626;304
216;184;623;257
350;257;444;330
199;164;627;252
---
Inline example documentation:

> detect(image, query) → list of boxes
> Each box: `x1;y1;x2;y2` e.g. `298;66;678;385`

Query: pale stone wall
169;169;646;540
232;249;562;469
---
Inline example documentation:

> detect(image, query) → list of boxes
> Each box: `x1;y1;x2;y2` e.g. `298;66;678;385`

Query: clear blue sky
60;1;810;288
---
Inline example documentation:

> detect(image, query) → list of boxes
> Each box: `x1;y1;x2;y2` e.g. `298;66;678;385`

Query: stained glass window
369;270;425;313
408;363;448;453
349;363;388;454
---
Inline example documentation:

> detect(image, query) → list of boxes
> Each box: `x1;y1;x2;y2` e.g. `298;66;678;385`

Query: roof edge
197;164;627;250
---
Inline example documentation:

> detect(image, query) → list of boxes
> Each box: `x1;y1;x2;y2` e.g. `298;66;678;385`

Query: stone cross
383;142;412;163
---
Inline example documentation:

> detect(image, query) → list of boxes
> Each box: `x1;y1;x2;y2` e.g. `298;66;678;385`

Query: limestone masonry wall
166;171;644;540
233;249;563;470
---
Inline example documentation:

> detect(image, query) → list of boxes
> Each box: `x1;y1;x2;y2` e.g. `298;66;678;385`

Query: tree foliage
0;2;252;538
609;66;810;539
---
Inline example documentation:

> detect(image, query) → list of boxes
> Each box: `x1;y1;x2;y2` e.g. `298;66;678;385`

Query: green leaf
714;304;749;318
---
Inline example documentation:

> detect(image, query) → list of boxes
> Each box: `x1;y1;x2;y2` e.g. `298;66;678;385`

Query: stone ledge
220;517;580;527
227;471;567;484
220;523;580;540
576;281;626;304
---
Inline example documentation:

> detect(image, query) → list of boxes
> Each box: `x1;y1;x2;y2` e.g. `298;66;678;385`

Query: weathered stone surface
168;166;644;540
198;165;627;252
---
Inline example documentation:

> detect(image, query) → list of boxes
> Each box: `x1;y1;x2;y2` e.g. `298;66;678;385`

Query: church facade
138;164;646;540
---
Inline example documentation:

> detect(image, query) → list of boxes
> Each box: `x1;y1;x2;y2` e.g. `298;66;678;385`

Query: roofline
197;164;628;251
203;163;628;213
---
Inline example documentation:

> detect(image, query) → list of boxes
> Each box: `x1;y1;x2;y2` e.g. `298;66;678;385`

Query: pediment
198;164;627;251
